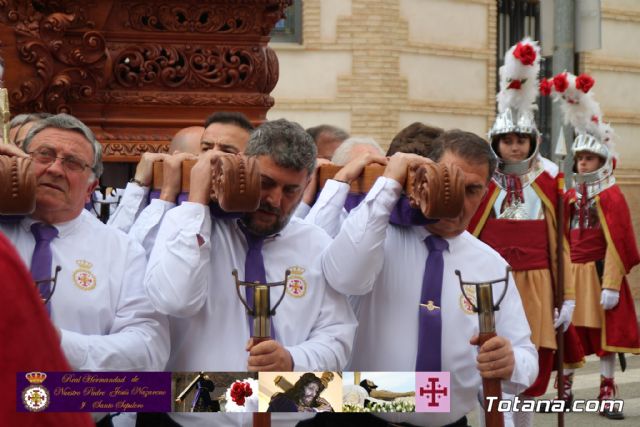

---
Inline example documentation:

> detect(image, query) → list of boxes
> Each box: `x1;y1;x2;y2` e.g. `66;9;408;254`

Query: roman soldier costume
469;39;584;404
552;71;640;419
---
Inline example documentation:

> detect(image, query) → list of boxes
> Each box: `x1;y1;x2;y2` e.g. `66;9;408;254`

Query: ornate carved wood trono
0;0;291;162
152;155;261;212
150;160;465;219
0;155;36;215
318;163;466;219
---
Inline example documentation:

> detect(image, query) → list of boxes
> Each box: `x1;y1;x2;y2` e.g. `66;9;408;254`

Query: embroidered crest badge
22;372;50;412
286;266;307;298
460;285;477;315
72;260;97;291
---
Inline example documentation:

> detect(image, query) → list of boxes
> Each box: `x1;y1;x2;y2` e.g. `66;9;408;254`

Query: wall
269;0;640;296
268;0;496;147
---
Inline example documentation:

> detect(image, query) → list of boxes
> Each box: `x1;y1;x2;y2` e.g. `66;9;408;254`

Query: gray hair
331;136;384;166
306;124;349;144
10;113;53;130
430;129;497;182
23;113;103;179
245;118;316;175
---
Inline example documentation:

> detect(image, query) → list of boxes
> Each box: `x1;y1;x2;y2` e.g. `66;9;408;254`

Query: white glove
600;289;620;310
553;299;575;332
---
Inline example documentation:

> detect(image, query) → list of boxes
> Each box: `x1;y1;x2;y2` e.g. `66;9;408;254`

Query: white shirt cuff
177;202;211;243
363;176;402;212
125;181;150;197
286;345;310;372
503;347;538;395
149;198;176;211
319;179;350;208
294;201;311;219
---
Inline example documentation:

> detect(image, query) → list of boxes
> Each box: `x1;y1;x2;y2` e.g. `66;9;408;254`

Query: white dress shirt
145;202;357;427
128;198;175;258
0;210;169;371
322;177;538;426
107;182;149;233
305;179;350;238
145;201;357;372
293;200;311;219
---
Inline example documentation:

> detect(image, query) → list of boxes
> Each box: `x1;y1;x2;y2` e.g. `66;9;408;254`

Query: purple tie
30;223;59;314
416;234;448;371
240;225;276;339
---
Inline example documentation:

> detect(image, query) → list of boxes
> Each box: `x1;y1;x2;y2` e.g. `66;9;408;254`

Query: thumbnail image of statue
172;372;258;413
342;373;415;412
265;372;338;413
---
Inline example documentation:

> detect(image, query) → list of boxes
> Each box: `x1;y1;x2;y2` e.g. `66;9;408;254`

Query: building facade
268;0;640;295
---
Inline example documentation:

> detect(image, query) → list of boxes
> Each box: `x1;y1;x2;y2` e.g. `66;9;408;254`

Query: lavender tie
416;234;448;371
240;225;276;339
30;223;59;314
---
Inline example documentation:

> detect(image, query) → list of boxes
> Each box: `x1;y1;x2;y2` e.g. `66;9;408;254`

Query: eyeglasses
34;265;61;305
30;147;93;173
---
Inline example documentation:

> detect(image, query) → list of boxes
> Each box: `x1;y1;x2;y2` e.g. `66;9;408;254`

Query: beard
241;201;293;236
301;395;314;406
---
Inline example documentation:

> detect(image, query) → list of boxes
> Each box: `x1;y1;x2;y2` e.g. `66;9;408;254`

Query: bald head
169;126;205;154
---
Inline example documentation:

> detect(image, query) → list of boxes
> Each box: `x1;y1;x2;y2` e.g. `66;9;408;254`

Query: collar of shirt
233;218;281;244
22;212;84;239
412;225;456;254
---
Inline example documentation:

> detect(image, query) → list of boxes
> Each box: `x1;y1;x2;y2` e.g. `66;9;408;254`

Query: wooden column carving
0;0;291;161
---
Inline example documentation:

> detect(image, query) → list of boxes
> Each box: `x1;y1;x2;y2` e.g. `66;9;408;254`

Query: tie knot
425;235;448;253
30;223;59;242
239;222;265;251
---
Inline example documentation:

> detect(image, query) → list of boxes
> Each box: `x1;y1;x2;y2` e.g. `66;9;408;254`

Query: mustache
258;202;281;216
38;178;66;191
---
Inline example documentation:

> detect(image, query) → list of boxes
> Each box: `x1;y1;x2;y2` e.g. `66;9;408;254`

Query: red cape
566;185;640;353
0;233;93;427
565;185;640;273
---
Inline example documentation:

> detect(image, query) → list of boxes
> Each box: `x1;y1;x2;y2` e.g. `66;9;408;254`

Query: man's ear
85;178;99;202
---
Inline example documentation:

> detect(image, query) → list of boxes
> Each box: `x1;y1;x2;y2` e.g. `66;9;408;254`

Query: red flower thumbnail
230;381;253;406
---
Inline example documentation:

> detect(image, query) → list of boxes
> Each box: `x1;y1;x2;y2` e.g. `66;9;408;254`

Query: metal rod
253;285;271;339
555;162;566;427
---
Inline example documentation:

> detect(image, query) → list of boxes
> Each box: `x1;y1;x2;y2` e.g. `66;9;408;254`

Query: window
271;0;302;43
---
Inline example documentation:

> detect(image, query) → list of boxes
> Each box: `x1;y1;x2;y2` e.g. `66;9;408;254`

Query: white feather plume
551;73;598;134
497;37;541;114
598;121;618;160
551;71;618;160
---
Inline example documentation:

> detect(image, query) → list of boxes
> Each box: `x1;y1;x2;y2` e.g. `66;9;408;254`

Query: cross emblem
78;273;91;286
28;390;44;406
289;281;303;294
419;377;448;407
